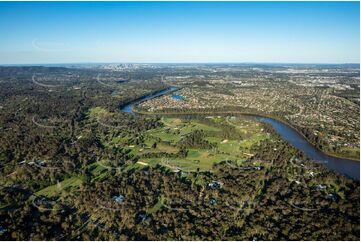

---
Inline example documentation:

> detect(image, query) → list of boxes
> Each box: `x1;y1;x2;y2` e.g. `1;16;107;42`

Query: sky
0;1;359;64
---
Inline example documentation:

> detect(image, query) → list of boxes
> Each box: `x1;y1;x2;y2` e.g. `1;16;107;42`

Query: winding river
120;87;360;181
121;87;178;113
256;117;359;180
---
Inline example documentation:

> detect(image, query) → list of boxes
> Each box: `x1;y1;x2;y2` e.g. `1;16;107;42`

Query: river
120;87;359;180
121;87;178;113
256;117;359;180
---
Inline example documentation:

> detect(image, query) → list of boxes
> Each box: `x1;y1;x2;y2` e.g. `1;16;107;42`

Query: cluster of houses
141;81;358;153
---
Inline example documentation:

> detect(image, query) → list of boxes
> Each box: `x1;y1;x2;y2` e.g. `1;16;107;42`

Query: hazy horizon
0;62;360;66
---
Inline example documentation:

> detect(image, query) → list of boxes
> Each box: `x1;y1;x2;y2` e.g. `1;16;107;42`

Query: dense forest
0;67;359;241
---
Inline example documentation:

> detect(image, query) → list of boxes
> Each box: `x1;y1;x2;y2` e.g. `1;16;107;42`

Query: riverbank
120;87;179;113
133;108;360;162
117;85;359;180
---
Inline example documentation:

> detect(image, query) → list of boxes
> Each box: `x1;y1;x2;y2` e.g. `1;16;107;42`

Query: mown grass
35;176;83;197
332;146;360;160
114;117;270;172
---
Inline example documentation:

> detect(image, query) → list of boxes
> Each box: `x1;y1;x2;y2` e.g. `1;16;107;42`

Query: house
112;195;125;204
254;166;263;171
177;170;188;175
208;181;223;189
209;198;217;205
316;184;326;190
173;167;181;173
327;193;338;202
136;213;149;224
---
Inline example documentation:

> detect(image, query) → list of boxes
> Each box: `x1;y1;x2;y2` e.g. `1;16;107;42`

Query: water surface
172;94;185;101
256;117;359;180
121;87;177;113
120;87;359;180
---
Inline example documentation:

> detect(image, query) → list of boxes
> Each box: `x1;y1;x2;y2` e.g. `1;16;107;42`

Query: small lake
120;86;359;181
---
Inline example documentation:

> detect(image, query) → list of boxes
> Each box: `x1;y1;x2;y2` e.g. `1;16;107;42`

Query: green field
31;116;270;199
88;106;110;119
35;176;83;197
131;116;270;172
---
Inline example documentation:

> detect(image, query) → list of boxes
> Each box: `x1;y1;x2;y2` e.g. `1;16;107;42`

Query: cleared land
132;116;270;171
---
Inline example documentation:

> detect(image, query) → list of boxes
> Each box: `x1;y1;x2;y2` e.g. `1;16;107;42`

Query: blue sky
0;1;359;64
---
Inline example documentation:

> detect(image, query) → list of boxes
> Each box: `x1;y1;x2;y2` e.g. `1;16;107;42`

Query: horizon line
0;61;360;66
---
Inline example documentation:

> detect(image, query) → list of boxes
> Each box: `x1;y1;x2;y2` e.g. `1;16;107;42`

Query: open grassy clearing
75;115;272;175
330;146;360;160
35;176;83;197
87;107;110;119
33;116;271;199
146;196;164;215
131;116;271;172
